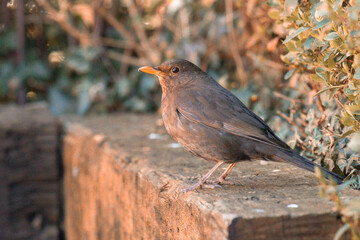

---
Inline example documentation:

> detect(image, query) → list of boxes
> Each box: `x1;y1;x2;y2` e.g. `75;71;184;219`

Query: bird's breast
161;96;182;140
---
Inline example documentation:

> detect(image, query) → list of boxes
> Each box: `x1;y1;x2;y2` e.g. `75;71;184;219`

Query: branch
96;6;134;42
277;110;307;137
225;0;247;85
35;0;91;46
102;37;144;51
123;0;159;64
106;50;149;66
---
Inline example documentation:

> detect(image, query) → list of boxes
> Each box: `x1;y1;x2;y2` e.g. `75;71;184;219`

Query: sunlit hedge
269;0;360;185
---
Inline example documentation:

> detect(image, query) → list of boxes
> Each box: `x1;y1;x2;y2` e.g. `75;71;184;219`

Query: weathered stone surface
63;114;359;240
0;103;60;240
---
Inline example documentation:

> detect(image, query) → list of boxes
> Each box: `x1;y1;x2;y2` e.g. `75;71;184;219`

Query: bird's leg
181;161;224;192
207;163;236;185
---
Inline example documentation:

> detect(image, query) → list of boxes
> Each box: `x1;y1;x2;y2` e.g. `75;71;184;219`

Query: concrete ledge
62;114;358;240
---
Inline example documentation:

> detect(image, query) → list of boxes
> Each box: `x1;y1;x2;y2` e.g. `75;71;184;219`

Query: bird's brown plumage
139;59;344;192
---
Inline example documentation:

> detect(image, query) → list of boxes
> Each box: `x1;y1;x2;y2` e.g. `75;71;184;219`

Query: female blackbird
139;59;344;192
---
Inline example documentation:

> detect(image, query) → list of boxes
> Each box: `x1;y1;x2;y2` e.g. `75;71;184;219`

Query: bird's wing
175;86;292;152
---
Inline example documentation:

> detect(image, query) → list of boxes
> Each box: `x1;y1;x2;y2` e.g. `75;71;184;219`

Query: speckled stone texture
63;114;358;240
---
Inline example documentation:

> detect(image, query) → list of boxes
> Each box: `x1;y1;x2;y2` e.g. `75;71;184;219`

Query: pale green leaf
310;74;325;83
313;18;330;30
334;0;344;11
268;10;280;19
284;69;295;80
354;68;360;80
324;32;340;41
283;27;310;44
314;85;343;96
304;37;315;50
284;0;298;15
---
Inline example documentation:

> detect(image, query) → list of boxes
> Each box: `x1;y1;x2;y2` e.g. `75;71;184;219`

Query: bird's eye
171;67;179;74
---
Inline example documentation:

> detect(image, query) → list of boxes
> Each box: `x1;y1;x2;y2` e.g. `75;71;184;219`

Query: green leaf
334;0;344;11
324;32;340;41
285;41;297;51
315;67;326;74
310;74;325;83
340;129;355;139
337;177;357;192
139;75;158;94
313;18;330;30
350;30;360;38
77;80;92;115
268;10;280;20
115;78;132;99
284;69;295;80
329;38;345;49
283;27;310;44
349;132;360;153
354;68;360;80
25;60;50;80
66;57;90;74
303;37;315;50
327;54;335;68
284;0;298;15
49;87;77;116
323;51;332;62
124;96;149;112
314;85;343;96
0;29;17;55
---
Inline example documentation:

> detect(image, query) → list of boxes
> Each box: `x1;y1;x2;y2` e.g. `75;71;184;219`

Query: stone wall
63;114;358;240
0;103;61;240
2;105;357;240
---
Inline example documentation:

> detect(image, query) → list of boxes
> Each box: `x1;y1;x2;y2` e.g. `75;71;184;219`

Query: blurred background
0;0;286;116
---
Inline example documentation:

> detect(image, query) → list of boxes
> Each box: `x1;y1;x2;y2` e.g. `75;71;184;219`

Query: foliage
269;0;360;237
269;0;360;184
0;0;283;115
316;168;360;240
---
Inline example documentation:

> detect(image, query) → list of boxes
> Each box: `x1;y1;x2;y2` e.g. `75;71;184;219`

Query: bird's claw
181;183;201;193
203;183;222;189
181;182;222;193
206;178;235;185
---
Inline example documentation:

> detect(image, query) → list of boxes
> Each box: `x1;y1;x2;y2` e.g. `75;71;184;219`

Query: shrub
269;0;360;185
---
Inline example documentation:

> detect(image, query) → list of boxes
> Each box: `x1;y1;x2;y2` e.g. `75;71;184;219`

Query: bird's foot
181;182;221;193
206;178;234;185
181;182;202;193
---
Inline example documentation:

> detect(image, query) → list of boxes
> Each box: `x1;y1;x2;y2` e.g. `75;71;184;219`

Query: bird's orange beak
138;66;168;78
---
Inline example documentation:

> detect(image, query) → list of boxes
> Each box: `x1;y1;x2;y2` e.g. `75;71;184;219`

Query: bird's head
138;59;204;90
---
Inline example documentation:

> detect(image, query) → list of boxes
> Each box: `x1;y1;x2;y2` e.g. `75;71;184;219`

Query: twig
225;0;247;85
123;0;159;64
247;52;287;70
106;50;148;66
102;37;144;51
277;110;307;136
100;54;118;83
96;6;134;42
273;91;301;103
92;0;104;46
35;0;91;46
334;93;344;108
119;48;132;76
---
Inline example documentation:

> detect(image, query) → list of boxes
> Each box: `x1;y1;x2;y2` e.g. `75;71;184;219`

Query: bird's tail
272;150;344;184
